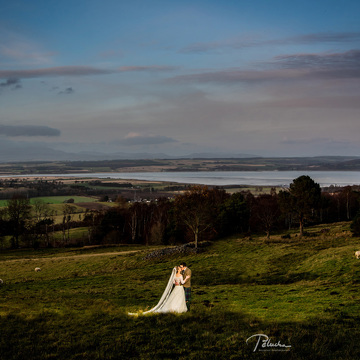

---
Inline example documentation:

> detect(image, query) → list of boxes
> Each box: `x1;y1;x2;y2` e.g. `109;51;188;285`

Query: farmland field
0;196;98;207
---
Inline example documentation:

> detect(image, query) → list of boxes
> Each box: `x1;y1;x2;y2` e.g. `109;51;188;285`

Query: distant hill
1;156;360;174
0;147;259;163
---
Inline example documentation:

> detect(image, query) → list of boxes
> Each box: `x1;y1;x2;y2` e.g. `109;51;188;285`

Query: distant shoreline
1;156;360;175
1;170;360;187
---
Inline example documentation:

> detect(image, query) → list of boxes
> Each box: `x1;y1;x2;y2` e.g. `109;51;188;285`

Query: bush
351;211;360;236
281;234;291;239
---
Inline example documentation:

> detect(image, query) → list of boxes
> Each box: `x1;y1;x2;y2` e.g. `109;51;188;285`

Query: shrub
351;211;360;236
281;234;291;239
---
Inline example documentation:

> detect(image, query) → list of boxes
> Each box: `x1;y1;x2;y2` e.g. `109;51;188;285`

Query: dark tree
98;207;127;244
6;194;32;248
33;199;52;223
278;190;294;230
0;208;10;249
350;211;360;236
288;175;321;236
150;197;173;245
218;192;249;236
252;193;280;239
62;204;76;244
338;186;359;220
174;185;228;248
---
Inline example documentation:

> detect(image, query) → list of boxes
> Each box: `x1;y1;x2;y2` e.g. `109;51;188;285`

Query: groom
180;262;191;311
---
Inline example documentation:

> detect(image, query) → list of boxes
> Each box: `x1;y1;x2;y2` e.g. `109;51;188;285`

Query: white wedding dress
128;267;187;315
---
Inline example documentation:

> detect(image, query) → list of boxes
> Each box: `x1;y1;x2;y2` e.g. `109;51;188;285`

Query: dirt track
1;250;141;263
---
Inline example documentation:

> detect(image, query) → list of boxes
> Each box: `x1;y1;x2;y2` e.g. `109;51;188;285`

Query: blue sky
1;0;360;160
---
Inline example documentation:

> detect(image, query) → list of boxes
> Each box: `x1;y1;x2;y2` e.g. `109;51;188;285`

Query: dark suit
182;267;191;310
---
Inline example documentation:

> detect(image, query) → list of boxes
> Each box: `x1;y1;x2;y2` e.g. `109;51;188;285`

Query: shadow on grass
1;309;359;360
195;270;319;286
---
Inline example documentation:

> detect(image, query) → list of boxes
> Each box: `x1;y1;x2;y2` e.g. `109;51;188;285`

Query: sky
1;0;360;160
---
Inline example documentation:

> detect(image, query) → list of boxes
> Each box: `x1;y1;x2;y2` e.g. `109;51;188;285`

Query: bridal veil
128;267;176;315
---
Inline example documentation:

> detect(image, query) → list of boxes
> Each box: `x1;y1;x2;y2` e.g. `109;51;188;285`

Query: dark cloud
169;49;360;85
263;96;360;109
118;134;177;146
168;68;292;84
58;87;74;95
0;66;113;80
281;137;336;145
180;32;360;54
272;49;360;81
0;77;22;89
119;65;179;72
274;49;360;69
0;124;61;137
289;32;360;44
0;65;178;80
0;78;20;86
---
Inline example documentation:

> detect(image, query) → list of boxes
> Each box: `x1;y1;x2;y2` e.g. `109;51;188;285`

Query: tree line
1;175;360;249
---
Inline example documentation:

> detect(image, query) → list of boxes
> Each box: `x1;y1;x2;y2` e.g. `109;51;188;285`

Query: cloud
0;65;179;81
180;37;255;54
279;137;360;153
180;32;360;54
118;132;177;146
0;77;22;90
180;39;254;54
119;65;179;72
168;68;304;85
273;49;360;69
0;66;113;80
289;32;360;44
0;125;61;137
262;96;360;109
0;78;20;86
169;49;360;85
271;49;360;81
58;87;74;95
0;32;56;66
281;137;338;145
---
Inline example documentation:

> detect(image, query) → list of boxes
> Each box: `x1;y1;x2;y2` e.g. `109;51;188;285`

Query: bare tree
62;204;76;244
253;194;280;239
6;194;31;248
174;186;228;248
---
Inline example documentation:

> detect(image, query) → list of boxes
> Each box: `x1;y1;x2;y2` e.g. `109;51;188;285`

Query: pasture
0;196;115;229
0;196;98;207
1;222;360;359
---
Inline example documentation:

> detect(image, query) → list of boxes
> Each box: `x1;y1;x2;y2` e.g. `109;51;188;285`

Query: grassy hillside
1;222;360;359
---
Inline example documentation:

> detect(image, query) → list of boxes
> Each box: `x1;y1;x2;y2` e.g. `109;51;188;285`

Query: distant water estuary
2;171;360;187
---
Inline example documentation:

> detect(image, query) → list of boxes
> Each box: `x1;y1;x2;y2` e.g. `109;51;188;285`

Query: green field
1;222;360;359
30;196;98;204
0;196;98;207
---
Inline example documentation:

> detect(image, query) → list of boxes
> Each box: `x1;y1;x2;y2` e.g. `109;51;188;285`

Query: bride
128;266;187;315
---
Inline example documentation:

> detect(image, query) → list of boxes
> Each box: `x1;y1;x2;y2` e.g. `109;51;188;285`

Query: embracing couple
129;262;191;315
